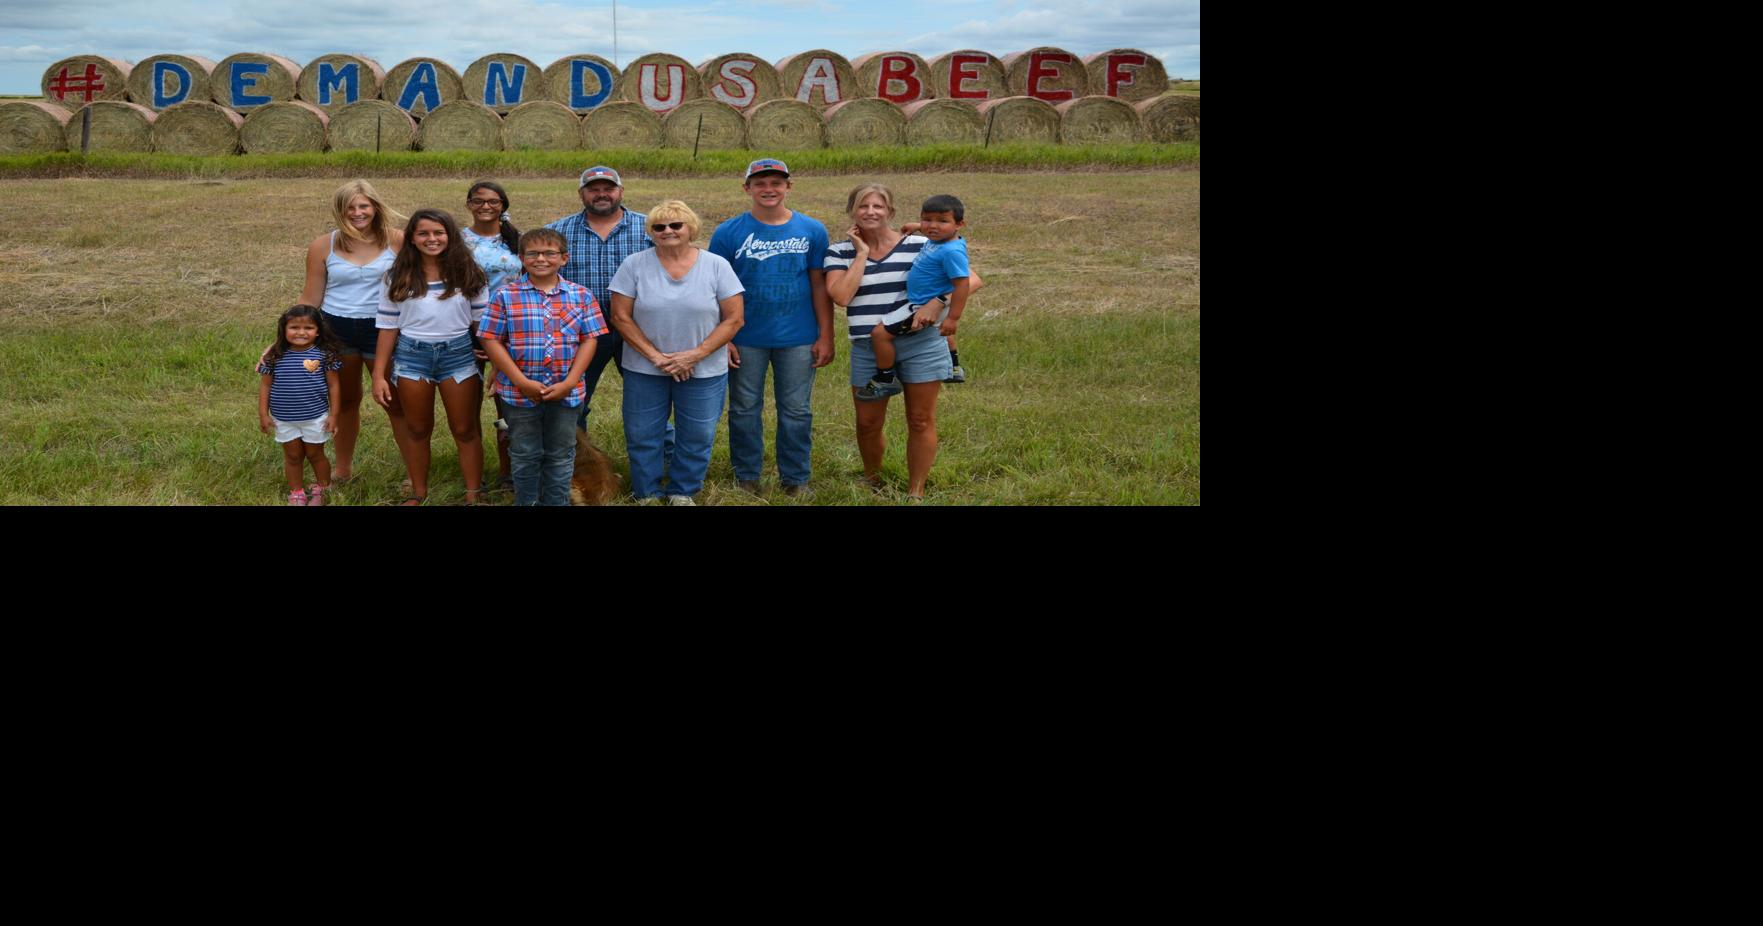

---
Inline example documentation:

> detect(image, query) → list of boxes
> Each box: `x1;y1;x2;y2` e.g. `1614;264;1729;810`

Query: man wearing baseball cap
706;157;834;497
546;166;654;435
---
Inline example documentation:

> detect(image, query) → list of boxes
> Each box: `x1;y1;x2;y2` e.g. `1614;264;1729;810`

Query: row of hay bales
32;49;1171;118
1;94;1201;156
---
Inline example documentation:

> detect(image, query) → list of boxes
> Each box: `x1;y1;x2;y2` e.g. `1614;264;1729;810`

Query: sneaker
854;378;904;402
667;494;697;506
737;480;761;494
781;483;808;498
306;484;329;507
287;489;309;506
635;497;661;506
944;364;967;384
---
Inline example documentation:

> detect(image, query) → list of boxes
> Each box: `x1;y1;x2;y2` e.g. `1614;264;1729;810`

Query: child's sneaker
287;489;309;506
943;364;967;384
855;378;904;402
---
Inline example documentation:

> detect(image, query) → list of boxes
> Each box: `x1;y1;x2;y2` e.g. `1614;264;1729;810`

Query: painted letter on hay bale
0;101;72;154
383;57;463;118
41;56;131;110
776;50;857;109
1004;48;1085;103
152;100;244;156
930;50;1007;102
126;55;216;110
1083;49;1168;102
297;54;386;114
699;53;781;113
543;55;620;113
852;52;931;104
464;53;546;114
617;53;703;117
329;99;418;152
213;53;301;112
65;100;157;153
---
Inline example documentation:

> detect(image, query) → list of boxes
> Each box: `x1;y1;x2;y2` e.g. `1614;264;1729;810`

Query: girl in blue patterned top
462;180;523;489
258;305;345;506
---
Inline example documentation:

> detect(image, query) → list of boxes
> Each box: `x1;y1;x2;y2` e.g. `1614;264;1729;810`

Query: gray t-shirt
609;249;745;378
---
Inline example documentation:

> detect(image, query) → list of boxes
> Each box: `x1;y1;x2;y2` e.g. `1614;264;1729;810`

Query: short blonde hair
645;200;701;240
331;179;405;246
845;183;896;218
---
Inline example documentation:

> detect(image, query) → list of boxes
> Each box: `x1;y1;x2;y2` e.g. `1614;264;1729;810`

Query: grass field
0;168;1199;505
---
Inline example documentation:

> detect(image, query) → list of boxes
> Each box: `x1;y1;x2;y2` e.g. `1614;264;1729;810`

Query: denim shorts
849;329;952;387
393;333;480;385
323;311;380;359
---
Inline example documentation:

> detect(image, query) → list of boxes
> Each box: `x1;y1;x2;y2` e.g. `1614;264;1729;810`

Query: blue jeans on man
623;371;726;499
727;343;814;487
506;401;578;506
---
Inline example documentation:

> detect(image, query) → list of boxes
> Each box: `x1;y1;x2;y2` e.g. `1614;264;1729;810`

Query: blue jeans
578;328;674;464
505;401;577;506
727;344;814;486
623;371;726;499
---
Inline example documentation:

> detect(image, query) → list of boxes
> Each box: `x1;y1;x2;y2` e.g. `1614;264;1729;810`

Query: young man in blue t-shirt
856;194;972;401
707;157;834;497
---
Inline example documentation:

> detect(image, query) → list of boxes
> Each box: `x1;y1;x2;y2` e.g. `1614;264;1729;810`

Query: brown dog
570;429;621;505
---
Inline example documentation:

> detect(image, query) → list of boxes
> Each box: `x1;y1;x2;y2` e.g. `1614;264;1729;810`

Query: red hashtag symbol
48;64;105;103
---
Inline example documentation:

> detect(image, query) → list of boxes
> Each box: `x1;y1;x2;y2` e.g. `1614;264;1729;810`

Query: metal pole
80;105;92;155
983;109;995;147
613;0;619;67
375;113;382;152
693;114;704;158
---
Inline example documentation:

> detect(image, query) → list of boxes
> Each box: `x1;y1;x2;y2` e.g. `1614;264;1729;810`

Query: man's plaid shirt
544;207;654;313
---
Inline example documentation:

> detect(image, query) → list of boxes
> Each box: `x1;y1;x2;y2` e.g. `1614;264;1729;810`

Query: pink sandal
287;489;309;506
306;484;330;507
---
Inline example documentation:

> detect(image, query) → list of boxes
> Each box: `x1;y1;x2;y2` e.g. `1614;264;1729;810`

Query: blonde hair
331;179;404;247
845;183;896;218
646;200;701;241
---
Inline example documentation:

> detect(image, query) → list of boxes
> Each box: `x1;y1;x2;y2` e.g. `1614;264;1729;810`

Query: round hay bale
1003;48;1086;102
543;54;620;112
974;96;1060;144
1083;49;1168;101
211;53;300;112
581;100;663;149
296;54;385;114
328;99;419;151
1054;95;1140;144
383;57;463;118
63;100;156;153
419;99;502;151
851;52;931;104
1134;94;1200;143
902;98;984;146
823;98;905;147
745;99;825;151
152;101;244;156
0;101;72;154
41;56;131;110
775;50;857;108
616;54;703;116
462;53;546;114
929;51;1007;102
502;100;581;150
699;53;781;112
125;55;216;110
240;99;329;153
661;99;746;150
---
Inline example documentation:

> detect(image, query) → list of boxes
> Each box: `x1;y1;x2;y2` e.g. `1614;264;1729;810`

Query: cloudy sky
1;0;1199;95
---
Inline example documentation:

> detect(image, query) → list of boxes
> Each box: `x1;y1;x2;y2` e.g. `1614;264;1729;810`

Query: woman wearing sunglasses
606;201;745;505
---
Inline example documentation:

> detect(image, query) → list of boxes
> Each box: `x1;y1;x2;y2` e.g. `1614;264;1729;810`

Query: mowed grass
0;171;1199;505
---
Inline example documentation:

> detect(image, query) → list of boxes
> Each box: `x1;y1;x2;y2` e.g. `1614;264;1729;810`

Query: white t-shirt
377;279;488;341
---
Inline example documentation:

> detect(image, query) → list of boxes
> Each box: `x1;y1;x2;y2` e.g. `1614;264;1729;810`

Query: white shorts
274;416;331;444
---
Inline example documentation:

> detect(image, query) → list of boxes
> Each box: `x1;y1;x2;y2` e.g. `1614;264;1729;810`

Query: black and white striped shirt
822;234;927;341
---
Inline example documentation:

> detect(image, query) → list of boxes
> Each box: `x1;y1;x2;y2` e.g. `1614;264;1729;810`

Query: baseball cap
579;166;623;187
744;158;790;180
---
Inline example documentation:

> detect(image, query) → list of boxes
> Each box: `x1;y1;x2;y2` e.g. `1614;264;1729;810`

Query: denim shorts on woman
393;333;480;385
323;311;381;359
848;329;952;387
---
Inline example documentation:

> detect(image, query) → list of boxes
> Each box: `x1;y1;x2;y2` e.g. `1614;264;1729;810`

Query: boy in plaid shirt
479;228;608;505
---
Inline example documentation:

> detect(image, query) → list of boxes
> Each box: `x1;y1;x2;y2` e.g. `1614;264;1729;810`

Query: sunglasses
650;222;687;232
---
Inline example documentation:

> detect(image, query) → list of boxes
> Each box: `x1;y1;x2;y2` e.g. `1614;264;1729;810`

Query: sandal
287;489;309;506
463;488;486;506
398;495;426;506
306;484;330;507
